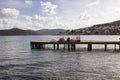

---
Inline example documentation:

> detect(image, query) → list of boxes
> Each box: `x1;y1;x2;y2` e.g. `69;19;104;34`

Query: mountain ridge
0;28;65;35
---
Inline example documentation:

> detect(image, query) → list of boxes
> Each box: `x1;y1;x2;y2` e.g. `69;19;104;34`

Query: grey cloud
0;8;19;19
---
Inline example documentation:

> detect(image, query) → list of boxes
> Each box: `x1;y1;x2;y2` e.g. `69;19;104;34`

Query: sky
0;0;120;30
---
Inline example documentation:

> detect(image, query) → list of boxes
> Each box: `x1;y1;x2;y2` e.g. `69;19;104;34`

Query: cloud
86;0;100;7
79;11;91;21
25;0;32;5
0;7;87;30
25;14;66;30
40;1;58;15
0;18;29;30
0;7;66;30
0;8;27;30
0;8;19;19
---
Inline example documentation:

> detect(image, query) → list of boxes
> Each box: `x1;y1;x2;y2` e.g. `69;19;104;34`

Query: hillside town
60;20;120;35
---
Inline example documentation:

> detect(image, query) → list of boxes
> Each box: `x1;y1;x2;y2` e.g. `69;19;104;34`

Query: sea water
0;35;120;80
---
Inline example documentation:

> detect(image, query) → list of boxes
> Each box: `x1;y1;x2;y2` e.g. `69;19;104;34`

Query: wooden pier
30;40;120;51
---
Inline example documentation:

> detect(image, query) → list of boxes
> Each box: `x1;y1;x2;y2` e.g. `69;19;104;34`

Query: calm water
0;35;120;80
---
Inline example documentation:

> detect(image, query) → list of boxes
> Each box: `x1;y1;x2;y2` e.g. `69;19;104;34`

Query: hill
37;29;65;35
61;20;120;35
0;28;65;35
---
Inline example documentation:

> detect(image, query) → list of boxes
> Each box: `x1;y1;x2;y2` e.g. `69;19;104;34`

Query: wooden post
90;44;92;51
53;44;56;50
71;44;76;51
88;44;92;51
114;44;117;51
38;44;40;49
71;44;72;50
33;44;35;49
37;44;39;49
119;44;120;51
63;44;66;50
105;44;107;51
34;44;37;49
36;44;38;49
68;44;70;51
73;44;76;51
57;44;59;50
87;44;89;51
41;44;44;49
43;44;45;49
30;42;33;49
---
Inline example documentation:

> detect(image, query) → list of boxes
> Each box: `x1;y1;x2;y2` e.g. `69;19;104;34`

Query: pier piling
105;44;107;51
57;44;59;50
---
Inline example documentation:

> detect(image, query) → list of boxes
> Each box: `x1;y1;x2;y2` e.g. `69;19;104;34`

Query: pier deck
30;40;120;51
